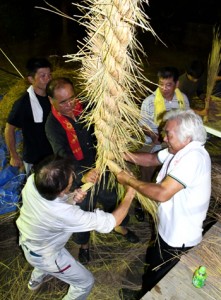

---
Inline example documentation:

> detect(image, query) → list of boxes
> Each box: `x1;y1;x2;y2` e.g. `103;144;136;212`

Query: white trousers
21;245;94;300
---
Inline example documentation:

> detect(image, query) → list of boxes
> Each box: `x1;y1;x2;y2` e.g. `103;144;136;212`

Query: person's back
5;57;53;175
17;160;117;255
16;155;135;299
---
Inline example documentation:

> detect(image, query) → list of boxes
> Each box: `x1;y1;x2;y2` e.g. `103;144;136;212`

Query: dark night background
0;0;221;79
0;3;221;299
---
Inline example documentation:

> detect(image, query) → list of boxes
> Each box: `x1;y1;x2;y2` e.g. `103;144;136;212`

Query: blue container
0;165;20;187
0;148;7;170
0;189;21;215
0;171;26;215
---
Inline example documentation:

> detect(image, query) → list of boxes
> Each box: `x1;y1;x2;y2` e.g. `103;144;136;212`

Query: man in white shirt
16;156;135;300
115;109;211;300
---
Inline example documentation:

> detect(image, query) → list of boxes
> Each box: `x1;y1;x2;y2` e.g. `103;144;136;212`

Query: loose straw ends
107;159;123;175
0;48;24;78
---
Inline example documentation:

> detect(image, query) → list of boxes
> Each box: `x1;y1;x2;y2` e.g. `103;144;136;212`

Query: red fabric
51;100;84;160
73;100;83;117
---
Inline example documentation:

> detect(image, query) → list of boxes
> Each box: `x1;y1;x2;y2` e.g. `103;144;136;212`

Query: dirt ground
0;19;221;300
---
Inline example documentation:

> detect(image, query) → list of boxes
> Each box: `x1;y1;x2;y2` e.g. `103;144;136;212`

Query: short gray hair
163;109;207;144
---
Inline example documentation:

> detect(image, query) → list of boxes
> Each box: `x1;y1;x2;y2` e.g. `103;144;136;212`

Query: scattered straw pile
0;210;152;300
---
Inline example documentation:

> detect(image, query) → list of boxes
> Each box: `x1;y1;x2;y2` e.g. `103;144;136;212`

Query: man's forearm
5;124;18;157
117;172;182;203
112;191;134;226
142;126;159;143
124;152;160;167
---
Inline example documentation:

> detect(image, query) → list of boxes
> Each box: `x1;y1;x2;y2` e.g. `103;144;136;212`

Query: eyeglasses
54;95;76;106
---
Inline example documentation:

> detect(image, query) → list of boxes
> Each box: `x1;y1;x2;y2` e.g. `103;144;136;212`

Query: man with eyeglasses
140;66;190;156
45;77;139;264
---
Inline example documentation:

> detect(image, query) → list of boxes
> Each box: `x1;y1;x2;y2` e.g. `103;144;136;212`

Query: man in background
179;60;206;106
5;57;53;175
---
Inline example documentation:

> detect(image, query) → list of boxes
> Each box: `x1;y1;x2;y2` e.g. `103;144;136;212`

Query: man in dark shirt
5;57;53;175
179;60;206;106
45;77;139;264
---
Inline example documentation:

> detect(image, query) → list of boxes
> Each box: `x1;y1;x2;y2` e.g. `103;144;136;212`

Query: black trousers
141;235;192;296
74;172;129;245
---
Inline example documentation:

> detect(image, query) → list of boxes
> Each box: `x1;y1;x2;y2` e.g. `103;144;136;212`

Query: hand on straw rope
107;159;136;188
66;188;87;205
194;96;210;118
116;170;135;187
81;168;100;184
124;183;136;199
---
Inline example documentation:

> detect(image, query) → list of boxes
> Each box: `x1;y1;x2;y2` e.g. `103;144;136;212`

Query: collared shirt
139;90;189;144
16;175;116;256
157;141;211;247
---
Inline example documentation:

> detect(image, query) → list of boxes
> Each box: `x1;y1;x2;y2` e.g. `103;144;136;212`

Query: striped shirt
140;90;189;144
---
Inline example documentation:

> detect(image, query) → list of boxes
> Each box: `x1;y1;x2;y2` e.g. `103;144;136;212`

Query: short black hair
46;77;74;98
157;66;179;83
26;57;52;77
186;60;204;79
34;155;75;200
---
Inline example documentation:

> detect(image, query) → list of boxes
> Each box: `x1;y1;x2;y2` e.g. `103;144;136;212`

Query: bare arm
124;151;161;167
116;171;184;202
194;96;210;117
81;168;100;184
4;123;23;168
141;126;160;144
112;186;135;226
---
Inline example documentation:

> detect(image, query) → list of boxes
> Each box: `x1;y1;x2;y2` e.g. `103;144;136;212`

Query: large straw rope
65;0;154;171
66;0;159;220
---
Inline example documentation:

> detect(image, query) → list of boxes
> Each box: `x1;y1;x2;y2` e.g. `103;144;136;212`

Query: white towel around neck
27;85;43;123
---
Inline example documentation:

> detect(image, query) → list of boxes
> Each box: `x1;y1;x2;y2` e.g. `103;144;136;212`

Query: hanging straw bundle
64;0;158;220
64;0;156;173
204;27;221;123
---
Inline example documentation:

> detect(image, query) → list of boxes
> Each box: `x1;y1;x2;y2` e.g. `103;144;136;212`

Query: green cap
199;266;206;274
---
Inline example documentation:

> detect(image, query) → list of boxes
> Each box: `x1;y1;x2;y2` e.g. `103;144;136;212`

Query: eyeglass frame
52;94;77;106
